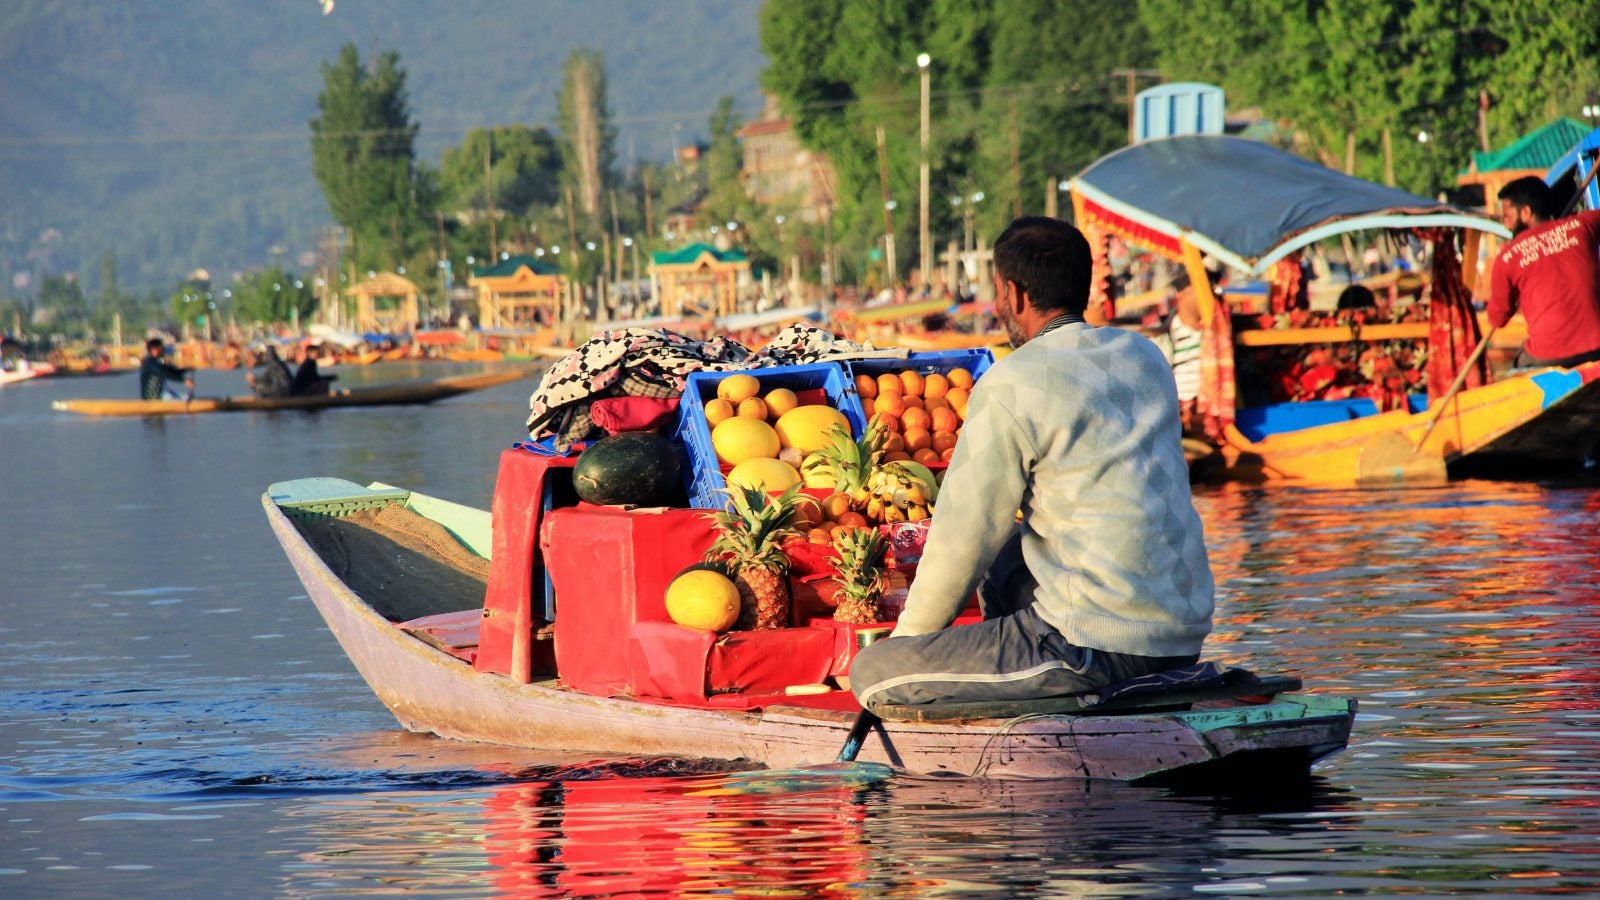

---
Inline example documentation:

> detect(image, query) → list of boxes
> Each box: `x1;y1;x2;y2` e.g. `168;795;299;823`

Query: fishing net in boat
296;504;488;622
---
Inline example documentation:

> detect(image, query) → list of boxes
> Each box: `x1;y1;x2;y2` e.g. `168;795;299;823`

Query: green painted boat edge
265;476;492;558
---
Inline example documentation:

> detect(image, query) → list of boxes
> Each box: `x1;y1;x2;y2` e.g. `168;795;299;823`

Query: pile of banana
864;460;938;523
803;419;940;525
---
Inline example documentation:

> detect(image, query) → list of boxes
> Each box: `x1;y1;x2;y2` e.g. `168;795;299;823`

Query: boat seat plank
269;477;409;513
401;609;482;653
876;675;1303;723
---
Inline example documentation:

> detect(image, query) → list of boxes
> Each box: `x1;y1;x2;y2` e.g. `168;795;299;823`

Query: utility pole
917;53;932;290
609;190;623;285
1477;90;1492;152
1045;176;1059;219
1111;68;1164;144
875;125;897;286
484;136;497;260
1382;128;1395;186
642;169;655;241
564;185;580;335
1010;98;1022;219
1345;131;1356;175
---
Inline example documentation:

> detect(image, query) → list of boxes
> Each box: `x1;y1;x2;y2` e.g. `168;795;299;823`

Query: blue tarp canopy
1070;135;1509;276
1544;125;1600;211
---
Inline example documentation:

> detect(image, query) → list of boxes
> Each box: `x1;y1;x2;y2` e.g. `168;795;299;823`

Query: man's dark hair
1336;284;1377;310
992;216;1092;315
1498;176;1557;219
145;337;164;352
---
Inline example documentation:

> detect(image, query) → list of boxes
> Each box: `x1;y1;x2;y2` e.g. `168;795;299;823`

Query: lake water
4;364;1599;896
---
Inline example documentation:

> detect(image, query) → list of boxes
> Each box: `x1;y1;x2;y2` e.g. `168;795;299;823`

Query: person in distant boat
291;343;338;396
138;337;193;401
1156;271;1203;432
849;216;1215;712
1490;176;1600;369
246;344;293;398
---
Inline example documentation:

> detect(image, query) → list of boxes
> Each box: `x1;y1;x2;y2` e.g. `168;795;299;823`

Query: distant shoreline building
735;95;836;224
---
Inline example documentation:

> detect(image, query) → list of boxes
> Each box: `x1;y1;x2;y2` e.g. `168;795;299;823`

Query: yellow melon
726;457;801;493
773;405;850;453
716;373;762;404
711;416;780;465
665;569;742;632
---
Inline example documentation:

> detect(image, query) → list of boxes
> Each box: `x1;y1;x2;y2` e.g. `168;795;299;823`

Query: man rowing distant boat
850;216;1215;711
1490;176;1600;370
138;337;194;401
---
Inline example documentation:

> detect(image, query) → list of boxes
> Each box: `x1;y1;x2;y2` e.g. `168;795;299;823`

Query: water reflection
268;765;1367;897
7;372;1600;894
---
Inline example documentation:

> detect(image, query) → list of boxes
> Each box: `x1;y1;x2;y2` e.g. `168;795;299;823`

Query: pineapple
800;419;888;510
707;484;803;630
831;527;888;625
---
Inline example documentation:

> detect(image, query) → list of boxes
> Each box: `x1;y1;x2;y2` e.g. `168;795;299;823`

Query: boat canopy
1070;135;1510;276
1544;125;1600;211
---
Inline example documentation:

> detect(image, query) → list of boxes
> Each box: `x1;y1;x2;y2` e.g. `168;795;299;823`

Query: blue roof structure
1071;135;1510;275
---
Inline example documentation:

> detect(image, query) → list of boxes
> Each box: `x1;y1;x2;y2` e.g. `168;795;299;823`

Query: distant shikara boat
262;474;1355;783
1067;133;1600;484
51;369;533;417
1;367;43;386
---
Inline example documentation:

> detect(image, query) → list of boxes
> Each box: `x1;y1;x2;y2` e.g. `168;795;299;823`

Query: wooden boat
262;473;1355;783
1220;360;1600;483
51;369;533;417
1;367;42;386
1064;134;1596;485
446;348;507;363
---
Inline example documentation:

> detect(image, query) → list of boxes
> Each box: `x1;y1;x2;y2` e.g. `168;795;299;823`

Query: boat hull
51;370;532;417
1218;361;1600;484
263;491;1353;782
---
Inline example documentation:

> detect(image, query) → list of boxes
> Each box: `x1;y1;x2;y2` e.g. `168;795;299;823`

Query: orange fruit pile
854;367;975;466
793;492;883;545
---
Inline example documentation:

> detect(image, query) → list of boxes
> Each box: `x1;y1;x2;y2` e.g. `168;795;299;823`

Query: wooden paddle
1356;326;1495;485
835;708;879;763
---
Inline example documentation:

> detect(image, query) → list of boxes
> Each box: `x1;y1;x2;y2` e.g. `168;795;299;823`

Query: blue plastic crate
842;349;994;404
676;362;866;510
843;349;994;388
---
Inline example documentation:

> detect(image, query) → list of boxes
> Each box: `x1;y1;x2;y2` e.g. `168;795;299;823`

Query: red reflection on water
481;774;870;897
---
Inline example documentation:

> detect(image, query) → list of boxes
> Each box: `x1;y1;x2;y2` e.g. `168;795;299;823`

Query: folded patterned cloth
527;324;872;450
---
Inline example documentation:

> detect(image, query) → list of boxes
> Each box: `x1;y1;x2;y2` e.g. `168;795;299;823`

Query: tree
557;49;617;227
231;266;317;327
438;125;563;218
1475;0;1600;147
1134;0;1600;196
759;0;1150;278
168;283;210;333
309;44;434;275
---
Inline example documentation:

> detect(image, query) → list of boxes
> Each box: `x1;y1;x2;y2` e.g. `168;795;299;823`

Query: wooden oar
1356;326;1496;486
835;707;879;763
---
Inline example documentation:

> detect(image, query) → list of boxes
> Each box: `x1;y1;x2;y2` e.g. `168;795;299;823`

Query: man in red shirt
1489;176;1600;369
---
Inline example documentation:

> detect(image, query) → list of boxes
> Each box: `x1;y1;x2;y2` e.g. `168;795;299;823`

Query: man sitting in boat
245;344;293;399
1156;271;1203;433
291;343;338;397
1490;176;1600;370
138;337;193;401
850;216;1215;711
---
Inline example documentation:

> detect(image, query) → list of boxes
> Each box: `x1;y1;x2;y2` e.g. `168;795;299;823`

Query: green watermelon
572;431;682;507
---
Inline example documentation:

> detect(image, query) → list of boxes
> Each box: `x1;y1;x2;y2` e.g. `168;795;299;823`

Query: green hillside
0;0;764;294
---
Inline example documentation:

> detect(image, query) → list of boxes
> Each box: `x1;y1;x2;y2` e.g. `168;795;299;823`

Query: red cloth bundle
588;396;680;434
